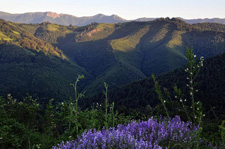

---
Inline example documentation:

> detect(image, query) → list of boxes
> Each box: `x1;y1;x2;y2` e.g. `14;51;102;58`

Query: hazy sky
1;0;225;19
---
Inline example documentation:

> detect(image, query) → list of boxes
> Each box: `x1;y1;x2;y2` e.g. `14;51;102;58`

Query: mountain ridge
0;11;126;26
0;11;225;26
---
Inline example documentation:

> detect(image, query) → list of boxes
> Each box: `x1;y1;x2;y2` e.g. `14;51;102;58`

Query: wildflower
180;99;182;102
53;116;199;149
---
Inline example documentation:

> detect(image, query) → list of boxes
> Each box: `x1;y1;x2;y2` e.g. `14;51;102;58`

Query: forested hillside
0;18;225;100
84;51;225;120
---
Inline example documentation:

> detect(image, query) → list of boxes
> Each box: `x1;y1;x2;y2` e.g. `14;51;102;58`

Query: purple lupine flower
53;116;199;149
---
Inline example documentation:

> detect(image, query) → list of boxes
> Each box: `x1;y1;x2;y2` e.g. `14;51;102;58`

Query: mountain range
0;11;126;26
0;11;225;26
0;18;225;102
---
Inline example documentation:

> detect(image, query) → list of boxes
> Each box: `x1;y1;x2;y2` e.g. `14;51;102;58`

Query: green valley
0;18;225;100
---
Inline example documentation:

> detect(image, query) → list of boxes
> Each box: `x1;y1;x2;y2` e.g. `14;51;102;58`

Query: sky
0;0;225;20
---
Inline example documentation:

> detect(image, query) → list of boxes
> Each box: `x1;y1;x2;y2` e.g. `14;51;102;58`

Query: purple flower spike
53;116;199;149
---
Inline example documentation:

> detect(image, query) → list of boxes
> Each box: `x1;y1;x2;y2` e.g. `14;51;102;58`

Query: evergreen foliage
0;18;225;99
0;47;225;148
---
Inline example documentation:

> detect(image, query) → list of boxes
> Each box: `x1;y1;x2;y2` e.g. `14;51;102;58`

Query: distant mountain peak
45;12;60;18
111;14;126;20
95;13;104;16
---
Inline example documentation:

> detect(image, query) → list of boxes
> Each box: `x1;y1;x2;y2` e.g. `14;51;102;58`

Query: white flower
184;99;187;102
164;100;166;103
175;96;177;98
180;99;182;102
194;55;196;58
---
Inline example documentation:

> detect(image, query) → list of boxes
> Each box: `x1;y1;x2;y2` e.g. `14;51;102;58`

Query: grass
110;25;150;52
19;24;40;35
167;31;185;48
150;24;169;43
0;32;12;41
95;23;115;30
77;23;116;41
47;24;60;32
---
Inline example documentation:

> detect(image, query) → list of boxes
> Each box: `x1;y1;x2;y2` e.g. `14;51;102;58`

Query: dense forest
0;18;225;101
1;47;225;148
84;50;225;119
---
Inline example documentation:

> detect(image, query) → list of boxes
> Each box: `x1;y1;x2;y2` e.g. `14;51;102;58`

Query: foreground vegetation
54;116;200;148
